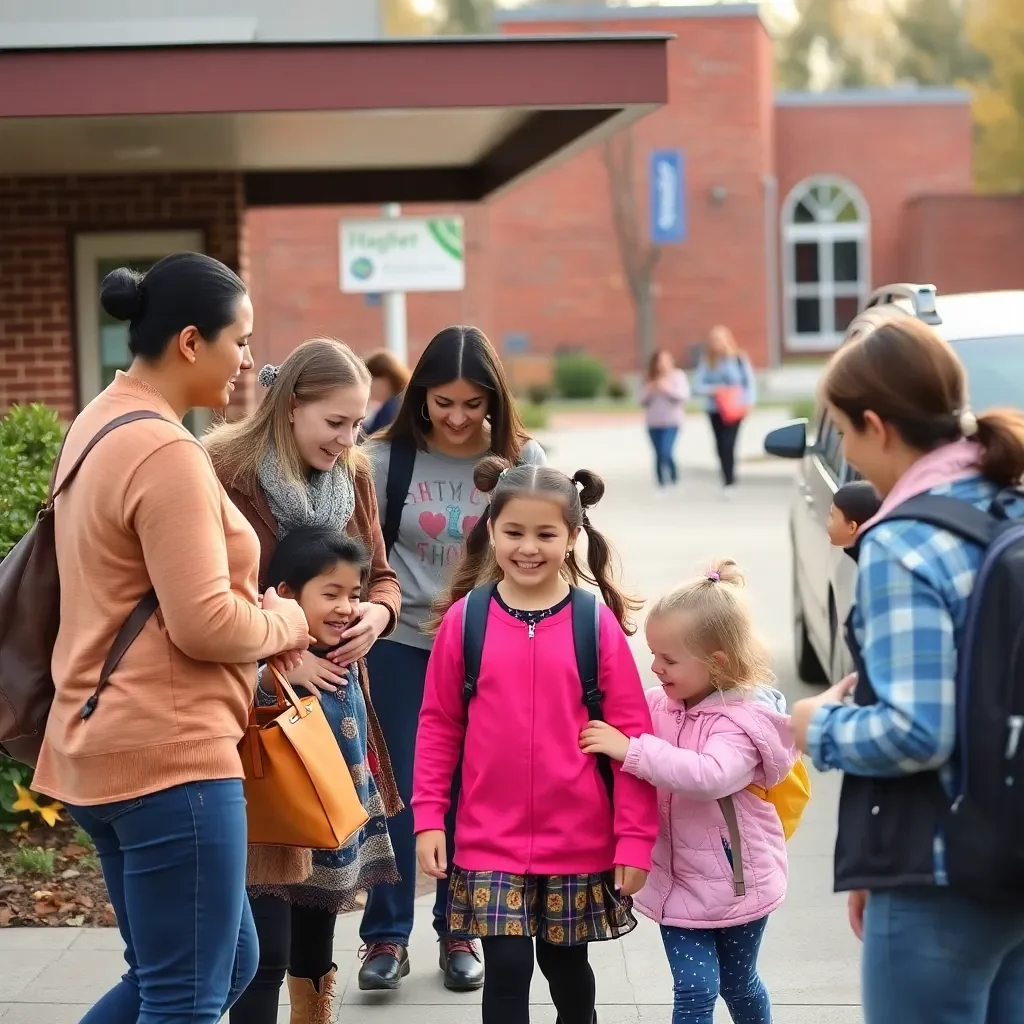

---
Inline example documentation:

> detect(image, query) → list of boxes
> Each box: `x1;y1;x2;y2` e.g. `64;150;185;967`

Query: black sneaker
439;937;484;991
357;942;410;991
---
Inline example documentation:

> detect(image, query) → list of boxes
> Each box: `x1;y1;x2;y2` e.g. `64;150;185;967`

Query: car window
952;336;1024;411
817;414;846;481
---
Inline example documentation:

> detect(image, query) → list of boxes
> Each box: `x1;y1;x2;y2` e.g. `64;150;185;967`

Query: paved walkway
0;413;863;1023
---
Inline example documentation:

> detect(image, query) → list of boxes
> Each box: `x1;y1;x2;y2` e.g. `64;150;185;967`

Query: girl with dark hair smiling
359;325;546;993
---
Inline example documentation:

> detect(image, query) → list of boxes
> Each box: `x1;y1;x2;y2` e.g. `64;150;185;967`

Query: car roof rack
863;283;942;326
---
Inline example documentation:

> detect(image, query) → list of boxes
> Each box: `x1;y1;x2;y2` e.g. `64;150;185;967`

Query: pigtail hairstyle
425;456;641;635
822;316;1024;488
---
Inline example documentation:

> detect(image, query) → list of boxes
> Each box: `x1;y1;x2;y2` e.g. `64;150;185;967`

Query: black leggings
229;894;336;1024
709;411;741;487
481;936;595;1024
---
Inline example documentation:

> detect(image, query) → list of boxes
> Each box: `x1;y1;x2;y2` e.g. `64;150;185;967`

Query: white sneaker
723;484;736;500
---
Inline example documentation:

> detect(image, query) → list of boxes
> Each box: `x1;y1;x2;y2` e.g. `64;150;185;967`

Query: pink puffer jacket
623;685;798;929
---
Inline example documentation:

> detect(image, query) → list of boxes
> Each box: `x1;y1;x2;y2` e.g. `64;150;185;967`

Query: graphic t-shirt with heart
366;437;546;649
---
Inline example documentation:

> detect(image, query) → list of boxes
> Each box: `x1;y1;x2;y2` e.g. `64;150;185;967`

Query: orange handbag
239;665;369;849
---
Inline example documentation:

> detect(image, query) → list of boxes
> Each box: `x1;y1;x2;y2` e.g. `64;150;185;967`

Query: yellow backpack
746;758;812;841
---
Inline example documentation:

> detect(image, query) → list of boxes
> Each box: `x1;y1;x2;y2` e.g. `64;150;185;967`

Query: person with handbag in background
359;325;546;995
692;326;756;498
31;253;311;1024
206;338;403;1024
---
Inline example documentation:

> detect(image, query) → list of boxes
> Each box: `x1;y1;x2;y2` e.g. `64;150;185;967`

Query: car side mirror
764;419;808;460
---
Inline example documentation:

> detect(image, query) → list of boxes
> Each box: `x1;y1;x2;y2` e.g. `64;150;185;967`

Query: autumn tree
969;0;1024;191
602;129;660;368
894;0;987;85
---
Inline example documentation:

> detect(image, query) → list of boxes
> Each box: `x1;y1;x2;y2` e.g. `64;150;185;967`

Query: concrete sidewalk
0;417;863;1023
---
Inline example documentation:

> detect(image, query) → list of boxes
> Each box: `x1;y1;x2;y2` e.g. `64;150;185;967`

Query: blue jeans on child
67;779;256;1024
861;887;1024;1024
648;426;680;486
661;917;771;1023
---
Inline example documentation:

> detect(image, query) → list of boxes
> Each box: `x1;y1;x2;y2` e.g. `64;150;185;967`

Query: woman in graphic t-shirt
359;326;546;995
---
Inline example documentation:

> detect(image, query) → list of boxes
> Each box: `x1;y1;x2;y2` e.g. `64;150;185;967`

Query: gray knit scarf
256;443;356;540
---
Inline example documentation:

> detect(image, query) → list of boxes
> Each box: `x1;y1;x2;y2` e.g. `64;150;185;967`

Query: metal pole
381;203;408;363
762;175;782;368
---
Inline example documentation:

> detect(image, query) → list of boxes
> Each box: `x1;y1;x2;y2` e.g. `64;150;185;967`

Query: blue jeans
661;917;771;1023
67;779;257;1024
360;638;457;945
648;426;680;486
862;887;1024;1024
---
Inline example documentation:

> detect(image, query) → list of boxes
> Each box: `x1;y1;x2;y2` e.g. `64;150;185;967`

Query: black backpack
381;437;416;558
882;491;1024;902
460;582;614;801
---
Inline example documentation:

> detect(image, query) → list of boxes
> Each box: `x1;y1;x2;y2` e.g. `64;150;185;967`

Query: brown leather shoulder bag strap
50;410;167;504
717;795;747;897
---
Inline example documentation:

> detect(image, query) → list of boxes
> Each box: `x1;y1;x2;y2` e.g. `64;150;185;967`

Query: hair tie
257;364;280;388
706;571;721;582
581;511;591;528
959;409;979;439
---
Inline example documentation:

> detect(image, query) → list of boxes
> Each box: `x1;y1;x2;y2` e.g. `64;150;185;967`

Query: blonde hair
706;325;742;368
205;337;371;493
649;558;772;693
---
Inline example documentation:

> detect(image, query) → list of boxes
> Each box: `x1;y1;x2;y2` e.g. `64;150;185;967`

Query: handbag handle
247;665;316;726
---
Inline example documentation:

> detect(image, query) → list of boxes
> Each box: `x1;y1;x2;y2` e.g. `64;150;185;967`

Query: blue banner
649;149;686;245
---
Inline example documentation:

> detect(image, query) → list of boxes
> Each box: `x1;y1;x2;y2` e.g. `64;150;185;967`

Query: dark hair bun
99;267;144;322
572;469;605;508
474;454;512;494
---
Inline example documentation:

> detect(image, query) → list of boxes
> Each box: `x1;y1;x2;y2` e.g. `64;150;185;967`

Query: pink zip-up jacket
624;685;798;929
413;595;659;874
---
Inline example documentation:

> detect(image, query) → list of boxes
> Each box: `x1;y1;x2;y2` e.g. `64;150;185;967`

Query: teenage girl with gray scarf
205;338;403;1024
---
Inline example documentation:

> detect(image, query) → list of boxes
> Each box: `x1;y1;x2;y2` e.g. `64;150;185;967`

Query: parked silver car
765;283;1024;683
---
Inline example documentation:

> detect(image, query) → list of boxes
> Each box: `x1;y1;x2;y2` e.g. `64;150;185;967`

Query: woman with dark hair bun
358;325;546;994
789;314;1024;1023
31;252;311;1024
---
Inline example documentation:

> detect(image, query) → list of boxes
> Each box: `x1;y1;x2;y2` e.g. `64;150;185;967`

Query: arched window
782;177;870;353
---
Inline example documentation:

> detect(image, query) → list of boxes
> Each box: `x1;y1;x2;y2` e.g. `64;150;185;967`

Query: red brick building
249;4;1011;376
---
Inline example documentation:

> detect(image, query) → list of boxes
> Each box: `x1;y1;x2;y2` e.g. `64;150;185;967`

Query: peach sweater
32;373;309;806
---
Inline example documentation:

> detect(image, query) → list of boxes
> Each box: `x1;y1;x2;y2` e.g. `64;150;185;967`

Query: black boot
439;937;484;991
357;942;410;991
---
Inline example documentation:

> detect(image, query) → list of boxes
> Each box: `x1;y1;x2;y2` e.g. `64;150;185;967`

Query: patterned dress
251;654;400;914
445;593;638;946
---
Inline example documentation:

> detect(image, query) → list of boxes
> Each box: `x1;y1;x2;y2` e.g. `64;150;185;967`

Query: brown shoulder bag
0;412;163;767
240;665;369;849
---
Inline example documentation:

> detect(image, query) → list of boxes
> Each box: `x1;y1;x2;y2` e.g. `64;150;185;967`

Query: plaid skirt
446;867;637;946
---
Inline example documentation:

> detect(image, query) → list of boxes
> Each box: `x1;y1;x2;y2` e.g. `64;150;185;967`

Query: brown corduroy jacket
221;465;404;888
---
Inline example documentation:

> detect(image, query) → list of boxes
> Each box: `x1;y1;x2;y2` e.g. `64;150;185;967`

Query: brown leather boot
286;966;337;1024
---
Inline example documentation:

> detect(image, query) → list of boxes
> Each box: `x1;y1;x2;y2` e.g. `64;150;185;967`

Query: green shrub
790;398;818;423
606;377;630;401
526;383;553;405
0;757;38;831
518;403;550;431
14;846;56;876
554;354;608;400
0;403;64;559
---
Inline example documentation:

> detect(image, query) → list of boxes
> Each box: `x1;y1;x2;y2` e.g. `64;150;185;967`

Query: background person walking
642;349;691;491
692;327;755;496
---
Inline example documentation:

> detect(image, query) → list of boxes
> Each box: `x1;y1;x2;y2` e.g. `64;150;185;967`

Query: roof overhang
0;35;669;203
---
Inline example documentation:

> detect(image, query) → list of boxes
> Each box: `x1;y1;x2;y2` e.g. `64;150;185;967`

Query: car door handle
804;493;815;506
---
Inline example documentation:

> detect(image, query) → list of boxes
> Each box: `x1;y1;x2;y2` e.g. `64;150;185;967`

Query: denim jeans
660;917;771;1023
862;887;1024;1024
67;779;257;1024
648;426;680;486
360;638;458;945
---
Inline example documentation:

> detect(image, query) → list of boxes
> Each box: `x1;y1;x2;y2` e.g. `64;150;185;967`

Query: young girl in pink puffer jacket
580;559;798;1024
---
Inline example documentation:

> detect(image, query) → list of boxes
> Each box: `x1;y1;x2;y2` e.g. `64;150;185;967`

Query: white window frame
781;177;871;354
74;230;208;426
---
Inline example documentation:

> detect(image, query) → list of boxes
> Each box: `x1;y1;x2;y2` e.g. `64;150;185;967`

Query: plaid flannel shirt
806;475;1024;881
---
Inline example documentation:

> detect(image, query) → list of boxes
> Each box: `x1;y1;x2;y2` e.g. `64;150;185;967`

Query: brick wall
775;100;974;291
902;194;1024;294
0;173;244;418
247;8;776;373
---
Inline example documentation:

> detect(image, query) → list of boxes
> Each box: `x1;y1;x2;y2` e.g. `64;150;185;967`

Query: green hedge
553;353;608;400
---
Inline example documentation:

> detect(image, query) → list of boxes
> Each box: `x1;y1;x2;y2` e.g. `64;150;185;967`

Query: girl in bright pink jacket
582;559;798;1024
413;456;658;1024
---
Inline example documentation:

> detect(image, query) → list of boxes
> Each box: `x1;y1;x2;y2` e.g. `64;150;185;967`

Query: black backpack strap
461;583;496;702
382;437;416;557
50;411;167;504
571;588;614;801
880;493;997;548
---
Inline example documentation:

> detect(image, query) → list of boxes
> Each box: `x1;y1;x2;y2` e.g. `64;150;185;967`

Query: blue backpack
460;582;614;800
